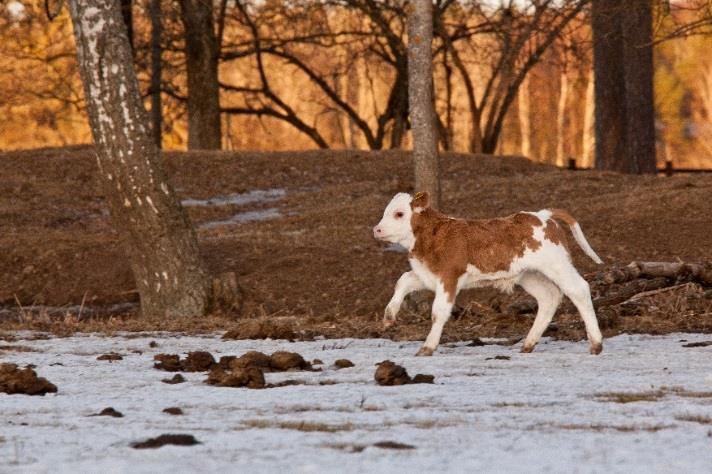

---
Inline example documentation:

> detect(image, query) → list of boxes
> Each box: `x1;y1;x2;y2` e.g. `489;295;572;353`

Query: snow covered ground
1;333;712;473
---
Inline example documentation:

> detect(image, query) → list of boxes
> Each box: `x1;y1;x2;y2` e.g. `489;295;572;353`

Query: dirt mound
97;353;123;361
153;354;182;372
334;359;354;369
411;374;435;384
163;407;183;415
206;366;265;389
0;363;57;395
230;351;272;371
374;361;411;386
91;407;123;417
374;360;434;386
154;352;216;372
182;351;216;372
131;434;200;449
161;374;185;384
270;351;312;371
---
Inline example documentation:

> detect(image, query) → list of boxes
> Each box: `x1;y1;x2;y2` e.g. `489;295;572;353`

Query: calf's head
373;192;430;248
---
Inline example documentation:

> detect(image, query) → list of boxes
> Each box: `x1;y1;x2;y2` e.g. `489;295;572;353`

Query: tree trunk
442;50;453;151
621;0;657;173
150;0;162;149
556;68;569;167
581;69;595;168
180;0;221;150
518;74;531;159
120;0;133;51
592;0;628;172
592;0;656;173
68;0;211;318
407;0;440;208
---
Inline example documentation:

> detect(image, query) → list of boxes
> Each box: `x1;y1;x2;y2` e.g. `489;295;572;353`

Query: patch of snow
181;189;286;208
199;208;282;229
1;334;712;472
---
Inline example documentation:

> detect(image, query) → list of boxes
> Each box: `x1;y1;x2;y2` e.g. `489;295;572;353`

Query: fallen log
595;261;712;286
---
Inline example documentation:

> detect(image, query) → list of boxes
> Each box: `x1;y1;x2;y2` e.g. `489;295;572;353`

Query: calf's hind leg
518;272;562;353
541;264;603;355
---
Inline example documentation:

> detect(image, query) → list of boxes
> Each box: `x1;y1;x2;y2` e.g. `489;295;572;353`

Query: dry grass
594;390;666;403
241;419;354;432
0;345;36;352
594;386;712;403
675;414;712;424
557;423;673;432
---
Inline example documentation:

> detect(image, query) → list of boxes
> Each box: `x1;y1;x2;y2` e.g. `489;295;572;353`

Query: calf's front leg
416;281;455;356
384;271;426;327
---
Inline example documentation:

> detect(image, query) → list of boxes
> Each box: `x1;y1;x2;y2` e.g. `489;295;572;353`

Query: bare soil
1;146;711;342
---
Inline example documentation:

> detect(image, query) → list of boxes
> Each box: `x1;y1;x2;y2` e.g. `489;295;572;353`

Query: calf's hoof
383;319;396;329
415;346;434;357
520;344;535;354
589;342;603;355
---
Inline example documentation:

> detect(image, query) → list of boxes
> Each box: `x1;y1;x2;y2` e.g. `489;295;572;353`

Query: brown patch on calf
409;204;543;292
549;208;578;227
543;219;567;247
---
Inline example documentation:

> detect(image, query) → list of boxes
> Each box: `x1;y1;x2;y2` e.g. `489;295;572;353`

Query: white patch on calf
374;193;416;250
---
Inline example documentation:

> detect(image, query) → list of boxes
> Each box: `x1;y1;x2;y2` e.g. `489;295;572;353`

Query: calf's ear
411;191;430;212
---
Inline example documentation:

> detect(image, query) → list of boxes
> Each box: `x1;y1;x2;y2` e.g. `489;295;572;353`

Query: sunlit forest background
1;0;710;168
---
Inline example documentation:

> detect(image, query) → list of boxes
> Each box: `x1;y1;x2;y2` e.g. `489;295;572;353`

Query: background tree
408;0;440;208
149;0;162;148
592;0;656;173
67;0;212;318
180;0;222;149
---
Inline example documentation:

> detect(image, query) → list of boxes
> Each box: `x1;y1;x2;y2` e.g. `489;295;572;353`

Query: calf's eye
395;211;404;218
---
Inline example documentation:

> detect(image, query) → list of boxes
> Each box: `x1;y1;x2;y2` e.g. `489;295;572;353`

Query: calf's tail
549;209;603;264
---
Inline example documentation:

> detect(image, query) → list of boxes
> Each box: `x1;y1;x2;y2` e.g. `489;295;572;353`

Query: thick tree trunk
150;0;162;149
407;0;440;208
592;0;626;171
180;0;221;150
621;0;657;173
518;75;531;159
592;0;656;173
68;0;211;318
556;69;569;167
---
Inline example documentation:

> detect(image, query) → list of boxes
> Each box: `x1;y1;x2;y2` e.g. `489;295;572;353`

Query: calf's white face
373;192;415;248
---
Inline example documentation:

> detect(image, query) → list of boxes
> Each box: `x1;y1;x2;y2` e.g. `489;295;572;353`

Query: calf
373;192;603;356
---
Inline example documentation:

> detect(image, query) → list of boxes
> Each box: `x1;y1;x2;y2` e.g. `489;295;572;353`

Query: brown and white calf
373;192;603;357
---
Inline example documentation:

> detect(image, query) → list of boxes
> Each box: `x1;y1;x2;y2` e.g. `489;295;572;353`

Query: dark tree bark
592;0;657;173
120;0;133;51
621;0;657;174
68;0;212;318
150;0;162;148
407;0;440;208
592;0;627;171
180;0;221;150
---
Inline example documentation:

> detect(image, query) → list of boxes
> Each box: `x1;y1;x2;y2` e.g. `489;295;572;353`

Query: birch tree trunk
180;0;221;150
68;0;211;318
556;69;569;167
407;0;440;208
581;69;595;168
518;75;531;159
